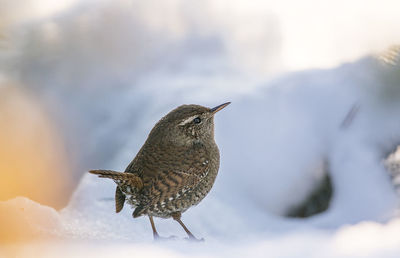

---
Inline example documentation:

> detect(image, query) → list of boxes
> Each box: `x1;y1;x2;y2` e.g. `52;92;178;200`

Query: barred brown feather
89;170;143;189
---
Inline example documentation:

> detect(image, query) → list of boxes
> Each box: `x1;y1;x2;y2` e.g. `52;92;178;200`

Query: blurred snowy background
1;0;400;257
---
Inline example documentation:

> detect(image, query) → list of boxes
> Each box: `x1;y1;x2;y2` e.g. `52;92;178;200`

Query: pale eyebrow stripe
179;115;199;126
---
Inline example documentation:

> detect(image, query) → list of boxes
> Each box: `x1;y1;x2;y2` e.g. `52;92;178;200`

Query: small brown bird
90;102;230;241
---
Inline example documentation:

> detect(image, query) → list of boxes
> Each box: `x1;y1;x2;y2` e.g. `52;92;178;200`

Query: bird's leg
149;215;178;241
148;215;160;240
171;212;204;242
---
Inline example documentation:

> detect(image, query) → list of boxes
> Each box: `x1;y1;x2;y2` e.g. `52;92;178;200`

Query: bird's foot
153;234;179;241
153;234;204;242
185;236;205;242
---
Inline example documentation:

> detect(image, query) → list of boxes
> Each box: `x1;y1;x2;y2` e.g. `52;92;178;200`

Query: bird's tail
89;170;143;189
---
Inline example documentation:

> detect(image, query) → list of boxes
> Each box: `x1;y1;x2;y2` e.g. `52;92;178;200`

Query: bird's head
149;102;230;145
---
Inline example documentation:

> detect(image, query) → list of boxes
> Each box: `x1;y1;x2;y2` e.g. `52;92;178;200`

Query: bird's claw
153;235;179;241
153;235;204;242
186;236;205;242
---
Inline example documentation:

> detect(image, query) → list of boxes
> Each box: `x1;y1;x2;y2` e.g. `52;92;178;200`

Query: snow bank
4;55;400;256
2;196;400;257
0;197;62;242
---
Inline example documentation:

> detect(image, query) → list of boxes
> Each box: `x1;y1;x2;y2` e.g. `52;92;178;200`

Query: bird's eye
193;117;201;124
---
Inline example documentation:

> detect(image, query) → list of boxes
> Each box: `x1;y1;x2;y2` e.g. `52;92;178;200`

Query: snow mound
2;196;400;257
0;197;62;242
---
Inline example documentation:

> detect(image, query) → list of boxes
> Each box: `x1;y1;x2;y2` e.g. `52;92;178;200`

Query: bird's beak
210;102;231;114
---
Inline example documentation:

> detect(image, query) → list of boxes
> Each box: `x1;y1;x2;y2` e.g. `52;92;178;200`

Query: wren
90;102;230;241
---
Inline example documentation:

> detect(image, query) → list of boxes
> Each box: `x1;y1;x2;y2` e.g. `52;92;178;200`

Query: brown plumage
89;102;230;241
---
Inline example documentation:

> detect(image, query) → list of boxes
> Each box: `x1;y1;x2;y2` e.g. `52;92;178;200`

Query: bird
89;102;230;241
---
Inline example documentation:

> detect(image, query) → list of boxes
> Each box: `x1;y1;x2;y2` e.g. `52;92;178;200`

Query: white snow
2;197;400;257
1;0;400;257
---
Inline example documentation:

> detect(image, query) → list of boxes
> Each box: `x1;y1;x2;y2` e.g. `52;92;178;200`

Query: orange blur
0;83;72;211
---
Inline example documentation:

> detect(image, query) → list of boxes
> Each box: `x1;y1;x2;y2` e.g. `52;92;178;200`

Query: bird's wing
172;143;211;183
142;142;211;196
